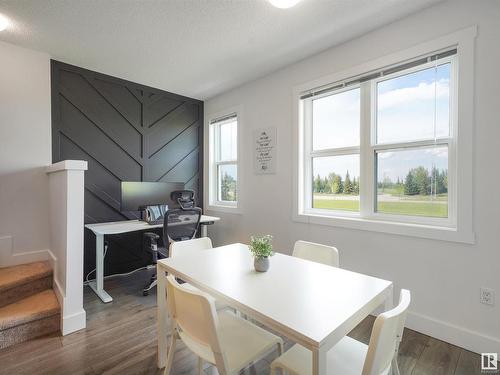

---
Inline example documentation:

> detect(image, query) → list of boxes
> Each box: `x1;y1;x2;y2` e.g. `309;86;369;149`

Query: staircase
0;262;60;349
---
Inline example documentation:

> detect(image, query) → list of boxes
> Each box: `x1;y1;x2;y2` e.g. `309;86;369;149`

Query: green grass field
378;189;448;202
313;199;360;212
313;195;448;218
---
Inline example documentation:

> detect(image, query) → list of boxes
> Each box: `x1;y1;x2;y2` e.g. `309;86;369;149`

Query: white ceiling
0;0;441;100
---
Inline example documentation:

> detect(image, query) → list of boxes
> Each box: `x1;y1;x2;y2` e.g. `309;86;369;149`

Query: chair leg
270;363;279;375
197;357;204;375
163;334;177;375
269;342;284;375
143;279;158;296
392;357;401;375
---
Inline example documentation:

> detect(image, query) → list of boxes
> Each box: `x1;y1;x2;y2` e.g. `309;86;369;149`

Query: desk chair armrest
144;232;160;240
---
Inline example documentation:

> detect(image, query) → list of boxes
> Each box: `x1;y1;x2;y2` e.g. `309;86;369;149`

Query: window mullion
359;81;373;217
216;160;237;166
310;146;360;158
373;138;451;152
214;123;221;163
303;99;313;211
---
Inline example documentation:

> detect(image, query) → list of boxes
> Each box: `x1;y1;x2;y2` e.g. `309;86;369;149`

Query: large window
209;114;238;207
300;50;456;226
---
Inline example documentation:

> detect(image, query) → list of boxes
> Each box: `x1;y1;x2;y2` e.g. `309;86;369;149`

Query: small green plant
249;235;274;259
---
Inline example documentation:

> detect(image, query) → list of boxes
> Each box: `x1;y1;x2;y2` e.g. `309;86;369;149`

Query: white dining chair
292;240;339;268
270;289;411;375
165;275;283;375
170;237;229;311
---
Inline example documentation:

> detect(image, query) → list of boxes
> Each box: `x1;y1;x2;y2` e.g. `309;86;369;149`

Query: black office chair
171;189;196;209
142;207;202;296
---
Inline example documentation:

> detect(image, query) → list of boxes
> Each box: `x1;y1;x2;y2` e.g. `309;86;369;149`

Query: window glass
301;52;456;226
219;120;237;161
312;154;360;212
218;164;237;202
376;63;451;144
312;88;360;150
376;146;448;217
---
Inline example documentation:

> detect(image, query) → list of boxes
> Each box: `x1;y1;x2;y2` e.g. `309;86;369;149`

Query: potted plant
249;235;274;272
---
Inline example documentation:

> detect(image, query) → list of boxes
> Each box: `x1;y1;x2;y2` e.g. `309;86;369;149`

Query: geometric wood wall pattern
51;60;204;277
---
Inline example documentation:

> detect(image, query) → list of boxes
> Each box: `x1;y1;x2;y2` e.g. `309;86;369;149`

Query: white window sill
206;204;242;215
293;211;475;244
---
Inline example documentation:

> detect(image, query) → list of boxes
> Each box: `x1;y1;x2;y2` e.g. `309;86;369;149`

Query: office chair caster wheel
143;290;149;296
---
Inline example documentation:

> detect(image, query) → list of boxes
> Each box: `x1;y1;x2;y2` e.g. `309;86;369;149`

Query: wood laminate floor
0;269;487;375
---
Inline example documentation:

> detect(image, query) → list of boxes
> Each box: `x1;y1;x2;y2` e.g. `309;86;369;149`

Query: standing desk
85;215;220;303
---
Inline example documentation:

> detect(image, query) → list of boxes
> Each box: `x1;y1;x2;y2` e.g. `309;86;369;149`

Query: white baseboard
52;258;87;336
53;277;64;311
61;309;86;336
406;311;500;355
0;235;52;267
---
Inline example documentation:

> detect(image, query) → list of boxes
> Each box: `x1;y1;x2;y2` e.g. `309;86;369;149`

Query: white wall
0;40;52;265
0;41;87;334
205;0;500;354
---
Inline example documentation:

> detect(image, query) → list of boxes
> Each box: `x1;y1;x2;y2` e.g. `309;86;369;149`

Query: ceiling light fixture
0;14;9;32
269;0;302;9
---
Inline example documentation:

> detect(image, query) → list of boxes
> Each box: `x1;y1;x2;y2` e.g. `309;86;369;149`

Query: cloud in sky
311;63;451;182
378;78;449;111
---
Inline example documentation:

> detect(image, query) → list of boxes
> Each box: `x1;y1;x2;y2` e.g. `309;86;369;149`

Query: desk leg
200;224;208;238
88;233;113;303
157;265;168;369
312;347;327;375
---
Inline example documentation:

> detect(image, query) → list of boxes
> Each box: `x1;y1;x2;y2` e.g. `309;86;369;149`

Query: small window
209;114;238;207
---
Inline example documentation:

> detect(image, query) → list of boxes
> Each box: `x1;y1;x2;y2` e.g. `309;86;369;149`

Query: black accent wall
51;60;203;277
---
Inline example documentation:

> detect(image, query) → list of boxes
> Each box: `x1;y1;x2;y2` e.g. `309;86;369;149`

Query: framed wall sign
254;127;276;174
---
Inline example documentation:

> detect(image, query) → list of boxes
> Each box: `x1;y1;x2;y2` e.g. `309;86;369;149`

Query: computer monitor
120;181;184;211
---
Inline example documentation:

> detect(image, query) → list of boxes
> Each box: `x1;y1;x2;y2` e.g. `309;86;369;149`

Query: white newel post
46;160;88;335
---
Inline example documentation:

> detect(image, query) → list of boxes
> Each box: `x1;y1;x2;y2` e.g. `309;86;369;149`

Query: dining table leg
157;265;168;369
312;346;327;375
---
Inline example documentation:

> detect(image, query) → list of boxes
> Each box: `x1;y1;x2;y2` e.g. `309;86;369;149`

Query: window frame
303;84;361;218
207;109;240;212
367;56;457;227
293;27;476;244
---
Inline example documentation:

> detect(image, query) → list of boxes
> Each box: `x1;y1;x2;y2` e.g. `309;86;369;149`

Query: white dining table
156;243;393;375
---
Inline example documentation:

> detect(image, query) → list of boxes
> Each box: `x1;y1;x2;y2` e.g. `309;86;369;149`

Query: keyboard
146;219;163;225
146;217;182;225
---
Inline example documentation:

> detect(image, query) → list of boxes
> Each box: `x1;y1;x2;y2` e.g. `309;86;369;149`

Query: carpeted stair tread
0;289;60;331
0;262;52;292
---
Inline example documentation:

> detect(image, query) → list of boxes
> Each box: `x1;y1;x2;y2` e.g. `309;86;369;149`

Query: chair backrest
362;289;411;375
292;240;339;267
167;275;229;374
170;237;213;258
164;207;202;242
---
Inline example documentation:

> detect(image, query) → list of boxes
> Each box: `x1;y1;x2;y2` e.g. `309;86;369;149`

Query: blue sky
219;120;237;161
313;63;450;183
377;63;450;143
